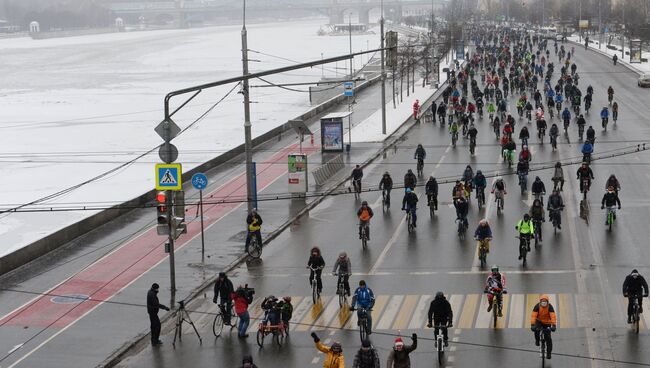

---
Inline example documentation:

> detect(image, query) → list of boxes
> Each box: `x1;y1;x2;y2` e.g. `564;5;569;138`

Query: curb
97;61;452;368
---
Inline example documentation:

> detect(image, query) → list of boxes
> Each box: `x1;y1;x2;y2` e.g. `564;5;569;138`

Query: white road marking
408;295;432;330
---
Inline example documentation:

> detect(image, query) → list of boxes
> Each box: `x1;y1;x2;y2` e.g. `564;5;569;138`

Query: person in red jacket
232;285;254;338
413;99;421;120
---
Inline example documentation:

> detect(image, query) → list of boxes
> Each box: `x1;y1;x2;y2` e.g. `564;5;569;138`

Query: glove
427;322;433;328
624;293;628;297
618;206;621;209
503;290;508;294
212;297;218;304
530;325;536;332
551;325;557;332
644;294;649;298
601;205;604;209
163;306;170;311
311;332;320;343
412;333;418;340
349;306;355;312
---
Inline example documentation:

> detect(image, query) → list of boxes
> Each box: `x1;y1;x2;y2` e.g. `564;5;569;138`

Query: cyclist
516;97;525;117
503;122;513;138
582;140;594;164
605;174;621;194
350;280;376;334
525;100;534;122
487;100;496;121
531;176;547;205
468;124;478;150
426;176;439;211
612;101;619;122
576;114;586;138
213;272;234;325
427;292;453;347
529;199;545;241
455;196;469;229
414;144;426;169
437;103;447;124
519;126;530;146
601;186;622;223
473;170;487;203
623;270;649;324
245;209;263;254
404;169;417;191
476;96;484;117
516;213;535;258
492;177;507;207
547;190;564;229
607;85;614;104
402;188;419;227
467;101;476;122
584;92;592;112
352;339;380;368
536;117;547;140
519;145;532;164
308;247;325;294
600;106;609;128
586;125;596;144
530;295;557;360
449;120;459;141
357;201;374;240
452;180;465;201
311;333;345;368
332;252;351;296
561;107;571;130
260;295;281;327
379;172;393;206
576;162;595;194
474;219;493;252
549;123;559;146
351;165;364;192
484;265;507;316
586;84;594;96
387;334;418;368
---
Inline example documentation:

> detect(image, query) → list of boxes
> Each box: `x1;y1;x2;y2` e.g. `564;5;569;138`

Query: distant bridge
102;0;448;26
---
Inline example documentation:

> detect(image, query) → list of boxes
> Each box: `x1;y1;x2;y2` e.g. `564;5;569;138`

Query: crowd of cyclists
225;24;645;367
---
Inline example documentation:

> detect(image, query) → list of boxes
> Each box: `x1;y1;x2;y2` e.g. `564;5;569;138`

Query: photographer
232;284;255;338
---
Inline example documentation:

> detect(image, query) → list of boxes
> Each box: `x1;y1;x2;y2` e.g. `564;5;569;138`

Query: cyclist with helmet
492;177;507;207
516;214;535;258
357;201;374;240
352;339;380;368
601;186;621;223
425;176;439;210
379;172;394;207
474;219;493;252
387;334;418;368
427;292;453;346
402;188;419;227
351;280;376;334
576;162;595;194
531;295;557;359
414;144;426;168
332;252;351;296
623;270;649;324
586;125;596;144
404;169;417;191
547;190;565;229
531;176;547;205
307;247;325;294
455;196;469;229
484;265;507;316
473;170;487;203
311;332;345;368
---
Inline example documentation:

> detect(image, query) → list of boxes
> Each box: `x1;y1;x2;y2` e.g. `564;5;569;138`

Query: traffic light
172;190;187;238
156;191;169;236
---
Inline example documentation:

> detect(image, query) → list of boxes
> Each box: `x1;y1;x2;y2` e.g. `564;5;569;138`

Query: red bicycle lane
0;142;319;329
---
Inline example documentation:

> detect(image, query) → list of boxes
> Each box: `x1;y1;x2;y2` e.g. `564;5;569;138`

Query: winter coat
386;338;417;368
428;296;453;324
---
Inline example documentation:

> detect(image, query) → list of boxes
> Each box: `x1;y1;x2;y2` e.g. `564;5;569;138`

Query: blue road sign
155;163;182;190
343;82;354;97
192;173;208;190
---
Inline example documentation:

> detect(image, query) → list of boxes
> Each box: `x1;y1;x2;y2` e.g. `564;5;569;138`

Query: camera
237;284;255;299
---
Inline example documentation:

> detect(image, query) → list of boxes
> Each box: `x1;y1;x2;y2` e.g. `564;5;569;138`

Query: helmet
476;170;482;175
361;339;372;348
407;169;413;174
418;143;423;148
435;291;445;299
331;342;342;353
338;251;347;259
480;219;488;226
429;176;435;180
362;201;368;206
535;176;540;181
218;272;226;278
491;265;499;272
632;269;640;278
524;213;531;221
405;188;412;193
384;171;390;176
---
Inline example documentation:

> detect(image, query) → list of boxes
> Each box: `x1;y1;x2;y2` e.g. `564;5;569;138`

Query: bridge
101;0;448;27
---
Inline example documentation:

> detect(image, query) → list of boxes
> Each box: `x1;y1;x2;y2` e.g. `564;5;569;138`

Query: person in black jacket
147;283;170;345
353;339;380;368
213;272;234;325
623;270;649;323
425;176;438;210
427;291;453;346
601;186;621;224
307;246;325;294
379;172;393;207
241;355;258;368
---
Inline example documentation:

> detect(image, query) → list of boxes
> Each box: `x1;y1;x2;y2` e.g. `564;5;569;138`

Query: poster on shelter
322;121;343;151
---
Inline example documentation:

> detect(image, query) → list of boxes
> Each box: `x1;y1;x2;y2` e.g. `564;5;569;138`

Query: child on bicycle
261;295;281;326
277;296;293;328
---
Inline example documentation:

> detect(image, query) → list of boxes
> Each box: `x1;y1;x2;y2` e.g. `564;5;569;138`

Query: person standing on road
352;339;380;368
232;285;254;338
147;283;170;346
431;101;437;123
386;334;417;368
213;272;234;325
245;209;263;254
311;332;345;368
623;269;649;323
427;292;453;346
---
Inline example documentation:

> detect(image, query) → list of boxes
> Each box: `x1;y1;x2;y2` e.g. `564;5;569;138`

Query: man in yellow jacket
311;332;344;368
530;294;557;359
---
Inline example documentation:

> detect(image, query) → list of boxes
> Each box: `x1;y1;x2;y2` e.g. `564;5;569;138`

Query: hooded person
386;334;417;368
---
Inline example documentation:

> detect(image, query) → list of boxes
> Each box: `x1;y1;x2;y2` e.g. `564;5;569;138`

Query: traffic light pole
242;0;254;213
380;1;387;135
167;194;176;304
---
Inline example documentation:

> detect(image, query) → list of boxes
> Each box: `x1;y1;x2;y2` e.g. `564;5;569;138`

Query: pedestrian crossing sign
155;163;182;190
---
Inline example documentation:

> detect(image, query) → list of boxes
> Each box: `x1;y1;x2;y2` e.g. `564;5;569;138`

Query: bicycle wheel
479;246;486;268
274;329;284;346
541;339;546;367
430;204;434;218
256;328;265;347
608;212;613;232
362;237;367;250
229;312;238;331
492;301;498;328
338;290;345;308
359;319;367;342
438;344;444;364
247;239;262;259
312;282;318;304
634;310;640;334
212;313;224;337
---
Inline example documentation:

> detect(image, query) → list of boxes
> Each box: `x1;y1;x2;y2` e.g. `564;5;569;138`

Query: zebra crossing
190;294;650;335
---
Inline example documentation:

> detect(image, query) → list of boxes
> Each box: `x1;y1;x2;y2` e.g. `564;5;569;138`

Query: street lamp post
380;0;387;134
241;0;254;213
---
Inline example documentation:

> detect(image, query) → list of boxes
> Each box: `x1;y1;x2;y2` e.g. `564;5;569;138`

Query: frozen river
0;18;379;256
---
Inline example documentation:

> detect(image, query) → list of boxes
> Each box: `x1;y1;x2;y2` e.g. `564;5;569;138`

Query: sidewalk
568;34;650;75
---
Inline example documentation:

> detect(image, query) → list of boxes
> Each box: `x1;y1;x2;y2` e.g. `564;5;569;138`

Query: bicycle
628;294;642;334
516;235;531;265
457;217;468;240
604;205;618;231
416;158;424;177
308;266;323;303
532;218;543;246
537;127;545;143
352;179;361;199
581;177;590;200
518;172;528;195
428;195;436;218
578;124;585;141
247;232;262;259
432;324;451;364
405;207;416;233
494;190;505;215
537;325;553;366
451;131;458;147
256;319;286;347
608;93;614;105
485;289;504;328
602;117;609;131
549;207;563;234
334;273;348;307
469;137;476;155
213;303;238;337
382;188;390;211
359;222;369;249
550;134;558;151
476;186;485;209
476;237;491;268
563;118;570;133
351;307;371;342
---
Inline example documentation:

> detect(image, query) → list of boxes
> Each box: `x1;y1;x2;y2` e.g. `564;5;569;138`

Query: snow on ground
0;19;381;257
567;34;650;74
351;48;457;143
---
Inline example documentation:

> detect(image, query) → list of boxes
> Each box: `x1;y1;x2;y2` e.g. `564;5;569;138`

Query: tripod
172;300;202;347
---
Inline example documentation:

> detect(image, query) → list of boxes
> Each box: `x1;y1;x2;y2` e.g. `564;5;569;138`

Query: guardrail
312;154;345;186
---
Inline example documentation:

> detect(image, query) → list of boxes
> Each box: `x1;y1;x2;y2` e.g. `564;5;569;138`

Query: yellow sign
579;20;589;29
155;163;183;190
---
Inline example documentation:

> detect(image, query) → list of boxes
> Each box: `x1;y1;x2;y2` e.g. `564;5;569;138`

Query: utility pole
241;0;254;213
599;0;602;49
579;0;582;43
380;0;387;134
542;0;545;26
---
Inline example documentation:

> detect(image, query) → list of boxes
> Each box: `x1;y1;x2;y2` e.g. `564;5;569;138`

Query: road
118;38;650;368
